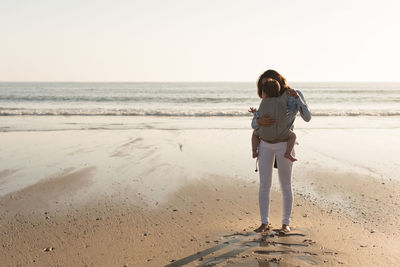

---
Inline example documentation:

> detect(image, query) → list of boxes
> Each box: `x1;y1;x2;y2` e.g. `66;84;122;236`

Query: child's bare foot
254;223;270;233
252;151;258;158
284;153;297;162
280;224;291;232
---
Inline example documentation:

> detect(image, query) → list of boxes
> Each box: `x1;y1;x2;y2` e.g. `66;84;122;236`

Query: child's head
261;78;280;98
257;69;288;98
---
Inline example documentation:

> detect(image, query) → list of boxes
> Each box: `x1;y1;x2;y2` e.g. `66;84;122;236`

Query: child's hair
261;78;280;97
257;69;288;98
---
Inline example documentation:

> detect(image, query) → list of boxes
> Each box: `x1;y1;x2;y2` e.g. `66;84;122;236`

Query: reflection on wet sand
167;228;333;267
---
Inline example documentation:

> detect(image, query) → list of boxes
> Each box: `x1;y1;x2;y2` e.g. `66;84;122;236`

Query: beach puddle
293;255;318;265
166;228;332;267
253;250;292;255
215;258;298;267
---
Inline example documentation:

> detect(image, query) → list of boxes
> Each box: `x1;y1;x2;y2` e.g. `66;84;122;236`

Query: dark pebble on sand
172;209;178;212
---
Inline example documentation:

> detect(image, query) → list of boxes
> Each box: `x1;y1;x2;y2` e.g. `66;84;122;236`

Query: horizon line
1;80;400;83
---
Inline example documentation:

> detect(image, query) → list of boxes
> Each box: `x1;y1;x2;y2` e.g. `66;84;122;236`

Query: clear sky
1;0;399;82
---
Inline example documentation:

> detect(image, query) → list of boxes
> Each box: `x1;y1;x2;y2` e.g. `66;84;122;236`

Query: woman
252;70;311;233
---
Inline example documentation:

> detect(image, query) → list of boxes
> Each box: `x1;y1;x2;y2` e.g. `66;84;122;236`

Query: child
250;78;297;162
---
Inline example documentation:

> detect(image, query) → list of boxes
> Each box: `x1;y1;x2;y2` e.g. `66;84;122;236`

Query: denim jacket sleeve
251;110;259;129
296;90;311;122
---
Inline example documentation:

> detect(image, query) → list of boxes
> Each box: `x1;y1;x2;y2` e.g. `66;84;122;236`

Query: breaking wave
0;108;399;117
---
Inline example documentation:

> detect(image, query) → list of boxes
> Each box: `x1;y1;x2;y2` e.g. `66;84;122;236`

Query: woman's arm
249;108;276;129
253;114;276;128
250;109;259;129
296;90;311;122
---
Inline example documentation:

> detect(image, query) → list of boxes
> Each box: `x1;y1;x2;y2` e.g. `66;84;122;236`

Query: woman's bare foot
254;223;270;233
280;224;291;232
284;153;297;162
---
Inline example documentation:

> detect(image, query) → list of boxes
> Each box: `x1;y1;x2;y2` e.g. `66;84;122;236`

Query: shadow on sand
165;228;329;267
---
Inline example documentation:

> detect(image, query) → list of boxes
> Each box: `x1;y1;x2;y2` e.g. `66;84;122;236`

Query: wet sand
1;116;400;266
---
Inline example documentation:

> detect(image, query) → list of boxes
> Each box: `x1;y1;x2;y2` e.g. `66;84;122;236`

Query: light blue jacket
251;90;311;130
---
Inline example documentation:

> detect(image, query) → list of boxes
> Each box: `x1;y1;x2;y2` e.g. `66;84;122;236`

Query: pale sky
1;0;399;82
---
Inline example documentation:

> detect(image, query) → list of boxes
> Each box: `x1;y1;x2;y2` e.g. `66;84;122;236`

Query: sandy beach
2;0;400;264
1;116;400;266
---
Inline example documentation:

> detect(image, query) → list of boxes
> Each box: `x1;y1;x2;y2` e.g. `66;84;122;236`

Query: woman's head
261;78;280;98
257;69;288;98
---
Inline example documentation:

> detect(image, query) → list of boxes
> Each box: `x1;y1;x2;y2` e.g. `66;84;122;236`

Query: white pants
258;140;293;225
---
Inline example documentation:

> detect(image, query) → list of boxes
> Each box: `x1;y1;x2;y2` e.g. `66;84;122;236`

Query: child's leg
284;130;297;162
252;130;260;158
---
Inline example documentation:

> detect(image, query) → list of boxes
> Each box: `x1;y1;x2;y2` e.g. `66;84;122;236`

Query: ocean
1;82;400;117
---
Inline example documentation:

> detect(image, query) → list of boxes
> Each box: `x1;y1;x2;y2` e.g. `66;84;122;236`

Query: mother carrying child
249;70;311;233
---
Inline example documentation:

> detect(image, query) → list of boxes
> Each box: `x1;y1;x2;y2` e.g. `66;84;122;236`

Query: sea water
1;82;400;117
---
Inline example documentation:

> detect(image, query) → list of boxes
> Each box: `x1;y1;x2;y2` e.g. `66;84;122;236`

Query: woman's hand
248;107;257;113
286;88;299;98
257;114;275;126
